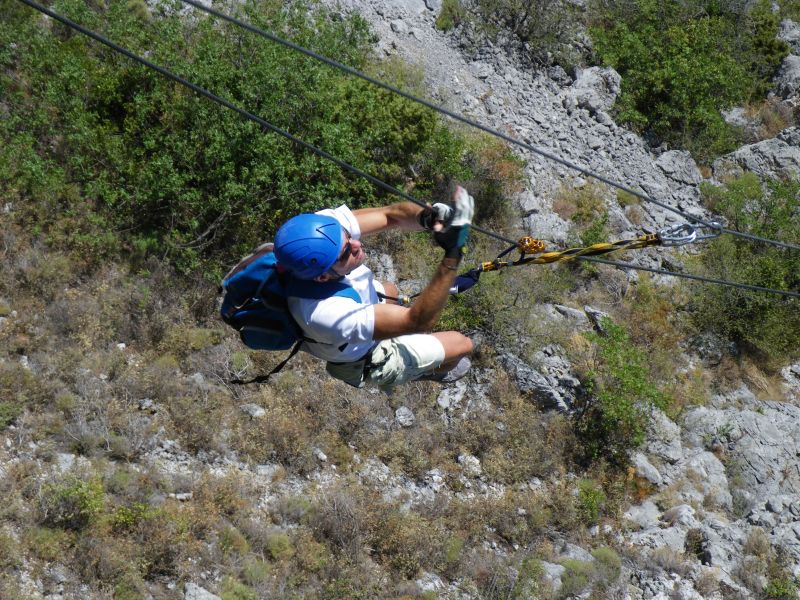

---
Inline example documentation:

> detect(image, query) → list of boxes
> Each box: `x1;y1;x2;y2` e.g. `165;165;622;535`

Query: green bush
0;0;496;273
470;0;578;63
589;0;789;163
692;174;800;367
436;0;467;31
576;318;668;465
39;476;105;530
577;479;607;525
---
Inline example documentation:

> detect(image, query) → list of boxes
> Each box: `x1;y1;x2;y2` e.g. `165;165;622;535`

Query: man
273;186;475;389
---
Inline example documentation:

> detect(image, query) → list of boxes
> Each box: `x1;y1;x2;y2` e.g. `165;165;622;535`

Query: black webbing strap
230;339;303;385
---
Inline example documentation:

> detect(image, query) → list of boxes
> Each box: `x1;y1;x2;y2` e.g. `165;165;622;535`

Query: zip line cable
15;0;799;300
15;0;513;244
179;0;800;253
572;257;799;299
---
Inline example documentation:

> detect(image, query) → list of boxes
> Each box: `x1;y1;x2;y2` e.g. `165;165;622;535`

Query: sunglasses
336;230;353;264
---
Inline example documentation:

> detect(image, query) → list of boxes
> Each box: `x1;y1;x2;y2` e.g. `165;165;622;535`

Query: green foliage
265;531;294;561
23;526;72;562
220;576;258;600
693;175;800;367
470;0;578;63
560;558;594;596
577;479;607;525
580;212;610;246
576;318;668;465
589;0;789;163
765;578;799;600
0;529;21;569
0;0;482;272
0;401;22;430
436;0;467;31
591;546;622;586
39;476;106;530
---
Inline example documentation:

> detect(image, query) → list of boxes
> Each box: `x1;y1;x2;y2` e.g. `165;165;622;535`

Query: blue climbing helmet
274;213;343;280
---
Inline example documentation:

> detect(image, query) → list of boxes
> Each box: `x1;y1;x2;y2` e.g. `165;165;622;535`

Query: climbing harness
480;221;723;271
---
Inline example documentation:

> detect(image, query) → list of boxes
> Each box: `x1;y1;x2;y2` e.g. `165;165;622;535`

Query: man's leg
430;331;473;372
379;281;401;304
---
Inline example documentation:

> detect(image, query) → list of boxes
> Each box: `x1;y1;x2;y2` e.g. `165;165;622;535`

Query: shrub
23;526;72;562
692;175;800;368
560;558;594;596
0;528;21;569
469;0;579;63
0;401;22;430
220;576;257;600
0;0;504;273
574;318;668;465
577;479;607;525
589;0;789;163
38;476;105;530
264;530;294;561
591;546;622;587
436;0;467;31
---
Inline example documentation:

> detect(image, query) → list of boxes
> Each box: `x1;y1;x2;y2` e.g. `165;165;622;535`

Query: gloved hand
417;202;452;231
434;186;474;260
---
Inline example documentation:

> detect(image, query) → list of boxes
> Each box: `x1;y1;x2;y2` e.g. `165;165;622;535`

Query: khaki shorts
326;334;445;389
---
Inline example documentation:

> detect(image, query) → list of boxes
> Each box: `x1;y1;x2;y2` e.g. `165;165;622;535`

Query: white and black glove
417;202;453;231
434;186;474;260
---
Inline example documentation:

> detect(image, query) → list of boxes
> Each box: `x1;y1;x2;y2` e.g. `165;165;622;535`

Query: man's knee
433;331;473;358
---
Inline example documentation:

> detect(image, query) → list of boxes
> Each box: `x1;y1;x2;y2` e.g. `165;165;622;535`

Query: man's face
328;228;364;277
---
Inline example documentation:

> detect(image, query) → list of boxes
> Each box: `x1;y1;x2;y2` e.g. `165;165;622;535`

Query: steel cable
179;0;800;253
15;0;799;300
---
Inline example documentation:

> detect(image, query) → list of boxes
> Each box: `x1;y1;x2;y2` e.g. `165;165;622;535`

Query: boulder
712;127;800;180
624;500;661;530
185;583;220;600
499;352;577;412
655;150;702;185
565;66;622;114
395;406;416;427
775;54;800;99
778;19;800;53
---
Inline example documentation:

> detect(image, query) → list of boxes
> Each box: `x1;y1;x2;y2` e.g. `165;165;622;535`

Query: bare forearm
406;257;459;331
353;202;423;235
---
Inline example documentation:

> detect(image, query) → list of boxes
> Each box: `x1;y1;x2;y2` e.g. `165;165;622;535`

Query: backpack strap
231;278;362;385
229;339;303;385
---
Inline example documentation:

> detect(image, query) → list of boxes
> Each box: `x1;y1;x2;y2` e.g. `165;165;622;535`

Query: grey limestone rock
395;406;416;427
584;305;611;334
778;19;800;53
712;126;800;180
185;583;220;600
565;66;621;114
632;452;663;486
655;150;702;185
499;352;577;412
624;500;661;530
239;403;266;419
644;409;683;464
775;54;800;98
781;362;800;402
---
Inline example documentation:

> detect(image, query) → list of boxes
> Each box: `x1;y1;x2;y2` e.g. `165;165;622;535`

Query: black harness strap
229;339;304;385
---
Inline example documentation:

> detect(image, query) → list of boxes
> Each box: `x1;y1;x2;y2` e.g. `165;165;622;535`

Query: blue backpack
220;242;360;383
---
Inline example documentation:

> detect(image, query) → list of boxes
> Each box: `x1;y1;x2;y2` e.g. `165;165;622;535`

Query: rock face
624;399;800;585
713;127;800;180
778;19;800;53
775;54;800;98
565;66;622;114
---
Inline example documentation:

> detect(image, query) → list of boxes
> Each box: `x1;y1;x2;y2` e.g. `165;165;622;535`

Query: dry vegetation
0;189;723;597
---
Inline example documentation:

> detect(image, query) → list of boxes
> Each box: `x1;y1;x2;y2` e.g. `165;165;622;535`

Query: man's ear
313;273;331;283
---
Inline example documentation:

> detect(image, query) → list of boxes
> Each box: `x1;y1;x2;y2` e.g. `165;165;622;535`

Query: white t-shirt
287;205;380;362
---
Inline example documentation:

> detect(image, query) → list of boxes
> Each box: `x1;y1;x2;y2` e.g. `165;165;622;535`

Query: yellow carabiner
518;236;546;254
